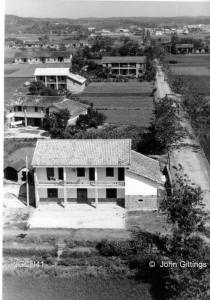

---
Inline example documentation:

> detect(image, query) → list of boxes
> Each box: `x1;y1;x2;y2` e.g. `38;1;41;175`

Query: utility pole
26;155;29;207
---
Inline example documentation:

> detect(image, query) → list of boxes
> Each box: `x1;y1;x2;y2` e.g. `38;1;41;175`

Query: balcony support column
63;167;67;207
34;172;40;208
24;110;27;127
56;76;59;90
94;168;98;208
45;76;47;87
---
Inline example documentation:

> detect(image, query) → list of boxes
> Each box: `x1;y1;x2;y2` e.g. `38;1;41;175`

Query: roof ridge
39;138;132;142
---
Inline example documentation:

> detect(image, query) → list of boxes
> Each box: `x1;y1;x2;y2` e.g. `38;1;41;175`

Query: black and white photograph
2;0;210;299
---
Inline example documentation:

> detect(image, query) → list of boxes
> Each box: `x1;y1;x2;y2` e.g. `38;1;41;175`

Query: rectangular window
77;168;85;177
18;106;22;112
35;107;38;112
58;168;64;180
106;168;114;177
89;168;95;181
47;188;58;198
47;168;54;180
106;189;117;199
118;168;125;181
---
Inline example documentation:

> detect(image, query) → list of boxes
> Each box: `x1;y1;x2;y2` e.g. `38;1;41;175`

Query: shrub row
3;243;57;258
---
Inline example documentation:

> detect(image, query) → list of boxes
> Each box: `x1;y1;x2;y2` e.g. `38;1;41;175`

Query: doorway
77;188;88;203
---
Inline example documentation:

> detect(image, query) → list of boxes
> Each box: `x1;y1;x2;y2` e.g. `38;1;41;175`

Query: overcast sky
5;1;210;18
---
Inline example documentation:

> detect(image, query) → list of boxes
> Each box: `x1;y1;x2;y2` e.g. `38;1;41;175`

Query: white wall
37;187;124;199
36;167;125;182
67;79;85;94
125;171;157;196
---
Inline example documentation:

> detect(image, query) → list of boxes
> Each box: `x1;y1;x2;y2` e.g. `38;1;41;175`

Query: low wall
125;195;158;211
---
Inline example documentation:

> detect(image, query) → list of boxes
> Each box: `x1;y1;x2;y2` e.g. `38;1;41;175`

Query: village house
34;68;87;93
32;139;164;211
175;43;194;54
13;51;72;64
6;96;88;127
101;56;146;77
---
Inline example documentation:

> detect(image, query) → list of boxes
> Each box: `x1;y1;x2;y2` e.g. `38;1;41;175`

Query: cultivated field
4;63;71;78
166;54;210;67
170;66;210;76
80;96;153;108
167;55;210;95
81;82;154;127
82;82;154;96
100;109;153;127
4;77;32;106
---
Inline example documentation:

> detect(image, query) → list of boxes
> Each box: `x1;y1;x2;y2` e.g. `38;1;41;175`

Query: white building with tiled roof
32;139;164;210
101;56;146;78
7;96;88;127
13;51;72;64
34;68;86;94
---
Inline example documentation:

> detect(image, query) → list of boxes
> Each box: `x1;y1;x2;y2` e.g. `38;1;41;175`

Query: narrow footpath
155;63;210;211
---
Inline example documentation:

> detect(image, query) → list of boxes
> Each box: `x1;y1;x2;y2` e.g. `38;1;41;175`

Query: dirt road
155;63;210;211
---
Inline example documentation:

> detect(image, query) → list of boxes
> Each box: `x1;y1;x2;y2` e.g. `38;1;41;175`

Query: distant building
101;56;146;77
175;44;194;54
6;96;88;127
13;51;72;64
34;68;86;93
32;139;164;210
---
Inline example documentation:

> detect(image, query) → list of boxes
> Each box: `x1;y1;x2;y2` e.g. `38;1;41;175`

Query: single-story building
175;44;194;54
13;51;72;64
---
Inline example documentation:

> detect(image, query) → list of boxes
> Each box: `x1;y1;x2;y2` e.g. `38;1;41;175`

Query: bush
96;240;136;257
169;60;178;64
60;247;97;259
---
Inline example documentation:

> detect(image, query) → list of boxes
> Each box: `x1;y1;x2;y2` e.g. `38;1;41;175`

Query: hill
5;14;210;34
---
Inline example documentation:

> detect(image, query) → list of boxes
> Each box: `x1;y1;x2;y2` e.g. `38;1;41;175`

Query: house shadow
18;183;36;207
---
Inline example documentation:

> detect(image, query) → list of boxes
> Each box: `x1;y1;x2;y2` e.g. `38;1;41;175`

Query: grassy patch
3;274;153;300
3;242;57;257
126;211;171;235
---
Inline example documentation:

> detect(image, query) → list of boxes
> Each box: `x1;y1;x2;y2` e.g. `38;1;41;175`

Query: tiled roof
15;51;71;59
101;56;146;64
175;44;194;48
11;95;64;107
32;139;131;167
34;68;86;84
52;99;88;117
128;150;163;184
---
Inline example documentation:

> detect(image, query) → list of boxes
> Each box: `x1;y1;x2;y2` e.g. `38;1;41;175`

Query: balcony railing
37;179;125;186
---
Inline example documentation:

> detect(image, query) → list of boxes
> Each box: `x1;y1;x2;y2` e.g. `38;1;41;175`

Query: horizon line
5;13;210;19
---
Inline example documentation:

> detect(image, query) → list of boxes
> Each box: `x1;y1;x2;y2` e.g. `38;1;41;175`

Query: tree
75;107;106;130
171;33;179;54
161;171;206;236
29;81;45;95
38;35;49;44
64;124;144;151
42;109;70;138
29;81;58;96
153;97;184;151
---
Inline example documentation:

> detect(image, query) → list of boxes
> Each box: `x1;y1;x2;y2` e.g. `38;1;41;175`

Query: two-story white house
101;56;147;78
32;139;164;211
34;68;86;94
